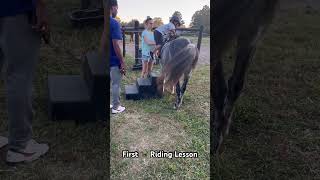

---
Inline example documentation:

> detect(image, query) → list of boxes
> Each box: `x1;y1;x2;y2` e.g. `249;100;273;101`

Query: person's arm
112;39;126;74
144;36;156;45
111;20;126;74
34;0;50;43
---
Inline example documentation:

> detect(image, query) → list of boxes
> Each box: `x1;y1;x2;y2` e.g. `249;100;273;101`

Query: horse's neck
160;42;170;57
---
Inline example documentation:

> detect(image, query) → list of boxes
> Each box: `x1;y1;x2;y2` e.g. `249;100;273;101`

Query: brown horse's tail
162;43;199;87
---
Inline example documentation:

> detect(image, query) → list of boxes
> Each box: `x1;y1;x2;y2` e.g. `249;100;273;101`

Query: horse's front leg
174;82;181;109
223;29;261;136
176;73;191;108
213;60;227;154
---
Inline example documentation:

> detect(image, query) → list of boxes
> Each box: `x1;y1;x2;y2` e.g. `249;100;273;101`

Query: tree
153;17;164;28
171;11;185;26
190;5;210;33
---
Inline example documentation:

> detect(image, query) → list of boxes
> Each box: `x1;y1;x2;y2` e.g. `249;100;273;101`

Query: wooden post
132;20;142;70
134;21;140;65
197;25;204;51
122;27;126;57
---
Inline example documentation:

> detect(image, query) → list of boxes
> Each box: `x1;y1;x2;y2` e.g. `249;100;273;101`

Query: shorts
154;30;164;46
142;53;154;63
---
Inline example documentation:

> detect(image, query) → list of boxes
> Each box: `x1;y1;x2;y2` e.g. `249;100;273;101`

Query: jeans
0;14;40;151
110;66;121;108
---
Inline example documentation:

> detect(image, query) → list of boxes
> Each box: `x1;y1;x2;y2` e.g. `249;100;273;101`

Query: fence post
132;20;142;70
122;27;126;57
134;20;140;65
197;25;204;51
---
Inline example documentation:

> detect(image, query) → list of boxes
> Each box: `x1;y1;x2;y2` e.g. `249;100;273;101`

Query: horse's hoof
173;103;178;110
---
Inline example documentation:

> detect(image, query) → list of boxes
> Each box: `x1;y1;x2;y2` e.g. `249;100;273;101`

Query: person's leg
110;66;121;108
0;18;5;79
0;15;9;150
147;59;154;76
1;14;40;151
0;48;3;77
141;59;148;78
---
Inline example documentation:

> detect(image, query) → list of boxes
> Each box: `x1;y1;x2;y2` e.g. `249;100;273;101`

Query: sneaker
111;105;126;114
110;104;113;109
0;136;8;149
6;139;49;164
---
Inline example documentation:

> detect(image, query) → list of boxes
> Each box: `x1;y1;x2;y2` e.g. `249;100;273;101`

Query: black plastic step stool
82;51;108;121
48;75;95;121
125;84;140;100
48;51;108;122
125;71;162;100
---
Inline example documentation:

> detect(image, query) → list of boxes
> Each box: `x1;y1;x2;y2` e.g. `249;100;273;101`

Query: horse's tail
162;43;199;86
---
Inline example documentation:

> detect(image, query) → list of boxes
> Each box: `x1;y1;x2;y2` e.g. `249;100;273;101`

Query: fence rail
121;20;204;70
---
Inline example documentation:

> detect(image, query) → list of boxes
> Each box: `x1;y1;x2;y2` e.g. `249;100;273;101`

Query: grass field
211;2;320;179
0;0;108;179
0;0;319;179
110;57;210;179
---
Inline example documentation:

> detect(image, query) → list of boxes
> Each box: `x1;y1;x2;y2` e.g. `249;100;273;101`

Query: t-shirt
110;16;122;67
155;22;176;35
0;0;35;17
141;30;155;57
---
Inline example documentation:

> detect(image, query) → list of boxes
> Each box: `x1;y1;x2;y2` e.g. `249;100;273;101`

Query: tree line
116;5;210;34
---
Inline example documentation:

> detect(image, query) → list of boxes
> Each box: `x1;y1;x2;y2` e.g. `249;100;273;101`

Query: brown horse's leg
156;74;165;96
130;33;133;42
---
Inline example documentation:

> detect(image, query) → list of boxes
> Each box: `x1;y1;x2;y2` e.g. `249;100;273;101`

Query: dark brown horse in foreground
212;0;279;154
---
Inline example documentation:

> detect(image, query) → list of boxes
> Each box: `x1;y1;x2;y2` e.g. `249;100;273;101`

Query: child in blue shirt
141;17;156;78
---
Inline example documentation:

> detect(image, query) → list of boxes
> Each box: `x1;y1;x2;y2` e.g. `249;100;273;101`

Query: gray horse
156;37;199;109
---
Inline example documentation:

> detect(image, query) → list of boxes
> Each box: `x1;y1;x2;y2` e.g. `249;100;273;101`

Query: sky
117;0;210;27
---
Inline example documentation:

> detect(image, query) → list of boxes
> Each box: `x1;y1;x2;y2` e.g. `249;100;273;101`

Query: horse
124;31;134;42
212;0;279;154
124;31;142;44
156;36;199;109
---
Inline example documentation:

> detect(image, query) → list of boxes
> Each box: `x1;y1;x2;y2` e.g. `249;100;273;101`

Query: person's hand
120;61;126;75
33;1;50;44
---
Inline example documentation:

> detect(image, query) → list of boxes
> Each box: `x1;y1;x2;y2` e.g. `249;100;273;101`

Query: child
141;17;156;78
153;16;181;57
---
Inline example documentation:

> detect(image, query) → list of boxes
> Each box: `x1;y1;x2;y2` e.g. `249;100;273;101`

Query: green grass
0;0;318;179
0;0;108;179
211;5;320;179
110;56;210;179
